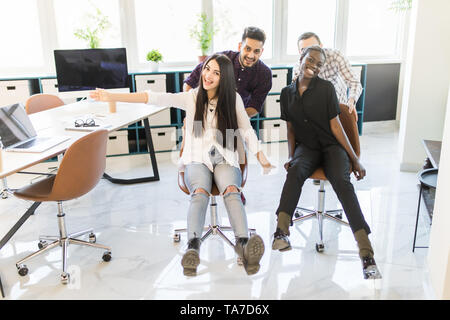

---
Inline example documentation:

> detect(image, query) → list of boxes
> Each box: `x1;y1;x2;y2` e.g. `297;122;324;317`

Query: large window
213;0;273;59
0;1;44;70
134;0;201;63
286;0;337;55
53;0;122;50
346;0;404;58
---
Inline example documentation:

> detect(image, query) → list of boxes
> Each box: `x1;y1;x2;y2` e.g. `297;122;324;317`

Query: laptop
0;103;70;153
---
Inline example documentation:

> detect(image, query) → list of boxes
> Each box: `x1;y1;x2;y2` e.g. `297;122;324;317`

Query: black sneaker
272;228;291;252
181;238;201;276
361;256;382;280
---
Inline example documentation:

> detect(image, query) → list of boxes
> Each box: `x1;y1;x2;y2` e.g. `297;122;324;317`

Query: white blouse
146;88;261;172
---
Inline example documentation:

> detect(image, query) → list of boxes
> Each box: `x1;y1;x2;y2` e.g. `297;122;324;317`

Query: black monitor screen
54;48;129;92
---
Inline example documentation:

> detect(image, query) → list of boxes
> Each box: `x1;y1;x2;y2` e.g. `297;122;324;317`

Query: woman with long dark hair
90;54;274;277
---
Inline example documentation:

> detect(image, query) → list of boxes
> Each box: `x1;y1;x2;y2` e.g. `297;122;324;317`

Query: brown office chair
173;123;255;257
20;94;65;180
25;93;64;115
13;130;112;285
293;104;360;252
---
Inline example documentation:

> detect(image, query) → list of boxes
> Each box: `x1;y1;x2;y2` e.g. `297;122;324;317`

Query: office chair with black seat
13;130;112;285
291;103;359;253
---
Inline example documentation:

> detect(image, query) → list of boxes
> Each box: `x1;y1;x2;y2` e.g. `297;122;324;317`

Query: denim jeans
184;147;248;240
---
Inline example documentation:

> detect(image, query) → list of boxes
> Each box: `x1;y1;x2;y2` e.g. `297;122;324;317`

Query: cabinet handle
274;124;280;128
109;136;117;140
147;80;155;84
272;74;278;78
276;99;280;103
158;132;165;136
7;86;16;90
54;84;58;88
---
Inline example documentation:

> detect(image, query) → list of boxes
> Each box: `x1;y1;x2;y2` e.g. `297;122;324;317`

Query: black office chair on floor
293;104;359;252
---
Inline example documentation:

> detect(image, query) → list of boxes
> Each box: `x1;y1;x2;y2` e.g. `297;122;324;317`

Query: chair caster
102;251;112;262
237;257;243;266
315;243;325;253
17;264;29;277
38;240;48;250
88;233;96;243
173;233;181;243
61;272;70;285
294;210;303;219
334;213;343;220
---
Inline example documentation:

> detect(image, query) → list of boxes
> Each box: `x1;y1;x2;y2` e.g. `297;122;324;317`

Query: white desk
1;100;167;181
0;100;168;297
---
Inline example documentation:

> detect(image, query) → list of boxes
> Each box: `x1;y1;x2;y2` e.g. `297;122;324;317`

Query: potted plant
74;6;111;48
189;13;218;62
146;49;163;72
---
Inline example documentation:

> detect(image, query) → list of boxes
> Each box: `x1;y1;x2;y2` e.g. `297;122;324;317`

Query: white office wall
398;0;450;172
428;85;450;299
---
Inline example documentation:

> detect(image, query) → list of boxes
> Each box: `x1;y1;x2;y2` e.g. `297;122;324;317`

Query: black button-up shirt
280;77;340;150
184;50;272;114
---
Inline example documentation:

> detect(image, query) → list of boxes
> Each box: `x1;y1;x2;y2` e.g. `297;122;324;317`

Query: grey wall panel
364;63;400;122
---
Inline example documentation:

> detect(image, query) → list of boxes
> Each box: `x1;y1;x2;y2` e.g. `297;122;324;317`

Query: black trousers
276;143;371;235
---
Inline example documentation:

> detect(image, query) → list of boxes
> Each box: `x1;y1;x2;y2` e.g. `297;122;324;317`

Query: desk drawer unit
107;130;129;155
135;74;167;92
0;80;31;105
260;119;287;142
135;74;171;126
151;127;177;152
270;69;288;94
41;78;59;94
263;95;281;118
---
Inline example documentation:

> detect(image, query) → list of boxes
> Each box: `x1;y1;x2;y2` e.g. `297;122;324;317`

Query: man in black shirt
272;46;381;279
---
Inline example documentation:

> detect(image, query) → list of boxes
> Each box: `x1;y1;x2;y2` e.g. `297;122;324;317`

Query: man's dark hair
242;26;266;44
297;32;322;46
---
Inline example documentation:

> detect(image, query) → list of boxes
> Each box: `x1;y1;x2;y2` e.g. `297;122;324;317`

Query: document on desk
65;114;113;132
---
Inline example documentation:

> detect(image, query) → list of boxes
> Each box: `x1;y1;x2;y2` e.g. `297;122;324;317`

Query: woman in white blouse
90;54;274;277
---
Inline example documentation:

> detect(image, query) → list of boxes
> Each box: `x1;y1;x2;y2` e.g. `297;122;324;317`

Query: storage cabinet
260;119;287;143
107;130;129;155
0;80;31;106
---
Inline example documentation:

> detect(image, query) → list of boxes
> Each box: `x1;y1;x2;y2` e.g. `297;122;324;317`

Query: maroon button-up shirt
184;50;272;114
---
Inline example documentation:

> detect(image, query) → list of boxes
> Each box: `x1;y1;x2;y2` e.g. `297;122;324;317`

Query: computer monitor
54;48;129;92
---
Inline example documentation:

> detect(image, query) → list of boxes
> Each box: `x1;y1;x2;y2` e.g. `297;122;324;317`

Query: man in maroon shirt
184;27;273;205
184;26;272;118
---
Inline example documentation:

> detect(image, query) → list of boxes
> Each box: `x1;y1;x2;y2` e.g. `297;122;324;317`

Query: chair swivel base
16;228;111;285
173;225;256;266
293;206;349;252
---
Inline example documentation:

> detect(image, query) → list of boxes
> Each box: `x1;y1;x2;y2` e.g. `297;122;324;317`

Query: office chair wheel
61;272;70;285
38;240;48;250
88;233;96;243
102;251;112;262
17;264;29;277
315;243;325;253
173;233;181;243
334;213;343;220
294;210;303;219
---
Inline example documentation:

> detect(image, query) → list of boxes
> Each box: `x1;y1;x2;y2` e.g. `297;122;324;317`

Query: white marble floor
0;121;436;300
